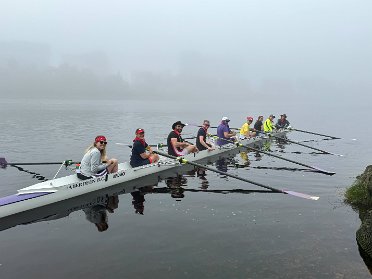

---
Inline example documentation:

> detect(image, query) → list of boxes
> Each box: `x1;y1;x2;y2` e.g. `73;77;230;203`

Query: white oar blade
310;165;336;175
115;143;130;146
330;152;344;157
284;190;319;200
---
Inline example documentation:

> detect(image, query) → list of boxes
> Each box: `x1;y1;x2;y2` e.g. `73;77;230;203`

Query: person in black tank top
196;120;214;151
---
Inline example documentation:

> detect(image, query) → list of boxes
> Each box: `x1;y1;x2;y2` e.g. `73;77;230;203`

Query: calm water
0;98;370;279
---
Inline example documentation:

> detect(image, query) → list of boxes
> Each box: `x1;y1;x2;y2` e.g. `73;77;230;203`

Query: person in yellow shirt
264;114;276;132
239;116;256;139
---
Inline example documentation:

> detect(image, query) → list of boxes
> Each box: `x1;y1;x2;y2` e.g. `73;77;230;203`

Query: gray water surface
0;99;370;279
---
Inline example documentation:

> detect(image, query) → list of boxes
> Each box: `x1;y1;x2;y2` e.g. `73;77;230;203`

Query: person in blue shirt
216;116;236;146
130;128;159;168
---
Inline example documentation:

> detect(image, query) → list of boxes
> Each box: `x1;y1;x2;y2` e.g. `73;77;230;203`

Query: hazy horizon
0;0;371;101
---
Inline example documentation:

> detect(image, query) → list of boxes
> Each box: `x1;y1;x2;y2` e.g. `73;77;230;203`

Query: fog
0;0;371;101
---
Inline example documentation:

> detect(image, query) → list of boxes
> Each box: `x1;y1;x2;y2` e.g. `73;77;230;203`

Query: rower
167;121;198;156
196;120;215;151
130;128;159;168
263;114;276;133
254;115;264;136
78;135;118;180
239;116;256;139
216;116;236;145
275;114;290;129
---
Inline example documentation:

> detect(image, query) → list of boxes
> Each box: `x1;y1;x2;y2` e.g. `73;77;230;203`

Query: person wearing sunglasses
239;116;256;139
130;128;159;168
167;121;198;156
78;135;118;180
196;120;214;151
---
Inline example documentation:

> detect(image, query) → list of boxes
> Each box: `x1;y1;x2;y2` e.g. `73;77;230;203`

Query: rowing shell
0;130;289;218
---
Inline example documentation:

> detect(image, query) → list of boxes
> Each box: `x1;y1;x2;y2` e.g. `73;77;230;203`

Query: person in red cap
167;121;198;156
78;135;118;179
130;128;159;168
239;116;256;139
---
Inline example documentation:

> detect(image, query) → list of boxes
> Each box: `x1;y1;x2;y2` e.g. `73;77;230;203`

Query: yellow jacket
240;123;250;136
264;118;274;132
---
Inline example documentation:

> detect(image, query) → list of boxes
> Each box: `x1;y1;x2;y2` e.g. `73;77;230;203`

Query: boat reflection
0;166;284;233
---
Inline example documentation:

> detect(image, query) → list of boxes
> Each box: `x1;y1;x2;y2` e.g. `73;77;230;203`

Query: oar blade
328;152;344;157
283;190;319;200
0;158;8;169
310;166;336;176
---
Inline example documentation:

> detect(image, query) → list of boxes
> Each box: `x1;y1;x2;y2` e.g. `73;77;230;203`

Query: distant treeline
0;62;257;100
0;63;131;99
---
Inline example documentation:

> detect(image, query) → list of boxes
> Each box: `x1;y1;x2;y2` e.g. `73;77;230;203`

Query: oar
186;123;240;130
268;134;344;156
115;142;166;148
212;136;335;175
0;158;77;168
290;128;341;139
152;187;280;195
153;150;319;200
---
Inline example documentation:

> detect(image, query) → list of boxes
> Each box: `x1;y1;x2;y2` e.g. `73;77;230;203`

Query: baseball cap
135;128;145;134
95;135;107;143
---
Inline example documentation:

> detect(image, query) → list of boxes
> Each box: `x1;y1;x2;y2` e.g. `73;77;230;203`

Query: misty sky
1;0;371;98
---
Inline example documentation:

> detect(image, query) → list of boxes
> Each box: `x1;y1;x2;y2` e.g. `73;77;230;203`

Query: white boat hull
0;130;289;218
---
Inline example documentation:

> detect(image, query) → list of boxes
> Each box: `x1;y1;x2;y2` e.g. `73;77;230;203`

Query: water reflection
131;186;154;215
275;135;287;152
356;209;372;275
83;195;119;232
165;175;187;200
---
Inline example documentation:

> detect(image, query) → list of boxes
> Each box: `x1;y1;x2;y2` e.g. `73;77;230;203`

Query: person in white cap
216;116;236;145
239;116;256;139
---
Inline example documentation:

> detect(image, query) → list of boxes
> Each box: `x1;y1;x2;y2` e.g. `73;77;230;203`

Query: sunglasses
204;124;210;127
99;141;108;145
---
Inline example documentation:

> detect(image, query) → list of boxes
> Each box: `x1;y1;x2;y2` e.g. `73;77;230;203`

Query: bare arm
171;138;188;148
199;135;214;150
224;131;236;138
